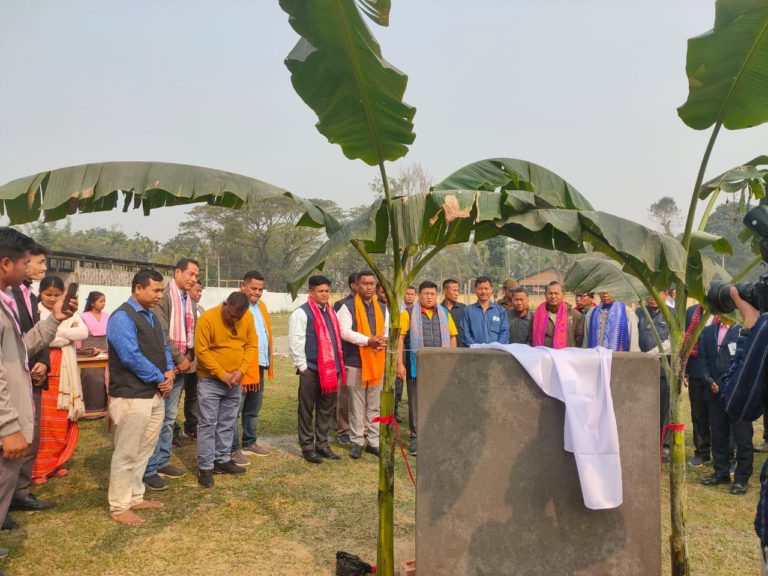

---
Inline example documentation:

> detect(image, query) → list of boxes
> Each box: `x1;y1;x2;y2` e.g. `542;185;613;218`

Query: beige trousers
346;366;382;448
108;395;164;515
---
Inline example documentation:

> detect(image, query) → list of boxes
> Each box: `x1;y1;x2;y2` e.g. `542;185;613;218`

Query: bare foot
111;509;146;526
131;500;164;510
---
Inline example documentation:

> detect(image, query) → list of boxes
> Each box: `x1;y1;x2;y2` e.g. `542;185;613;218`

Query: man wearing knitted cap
499;278;519;311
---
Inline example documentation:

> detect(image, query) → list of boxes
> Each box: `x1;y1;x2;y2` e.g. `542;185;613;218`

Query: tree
648;196;682;235
163;195;343;288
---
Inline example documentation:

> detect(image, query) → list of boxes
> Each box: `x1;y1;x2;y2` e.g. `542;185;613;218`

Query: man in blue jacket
460;276;509;347
699;316;751;494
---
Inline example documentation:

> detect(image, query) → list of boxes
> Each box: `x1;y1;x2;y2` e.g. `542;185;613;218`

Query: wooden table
77;354;109;422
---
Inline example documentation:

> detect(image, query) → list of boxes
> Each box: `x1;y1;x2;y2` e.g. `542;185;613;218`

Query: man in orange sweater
194;292;258;488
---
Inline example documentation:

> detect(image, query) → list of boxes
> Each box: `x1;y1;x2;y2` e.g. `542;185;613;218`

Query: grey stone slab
416;349;661;576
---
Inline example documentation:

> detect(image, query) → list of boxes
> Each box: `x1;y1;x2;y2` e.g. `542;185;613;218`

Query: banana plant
282;1;768;575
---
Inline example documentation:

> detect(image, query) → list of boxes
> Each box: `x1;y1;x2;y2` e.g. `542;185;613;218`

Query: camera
706;205;768;315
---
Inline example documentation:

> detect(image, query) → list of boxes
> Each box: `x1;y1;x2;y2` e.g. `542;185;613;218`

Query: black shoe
198;469;214;488
350;444;363;459
409;441;417;457
394;413;403;424
213;460;247;474
364;444;380;457
730;481;749;495
701;474;730;486
302;451;323;464
157;464;186;479
337;434;351;445
316;447;341;460
9;494;56;512
1;515;18;531
143;473;168;491
0;547;8;559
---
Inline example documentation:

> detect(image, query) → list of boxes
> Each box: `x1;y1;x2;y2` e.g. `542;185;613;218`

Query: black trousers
688;377;711;458
708;394;753;482
394;377;404;414
297;370;337;453
660;376;670;448
183;372;199;435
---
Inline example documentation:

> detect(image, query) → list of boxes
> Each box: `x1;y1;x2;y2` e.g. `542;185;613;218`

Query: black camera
706;205;768;314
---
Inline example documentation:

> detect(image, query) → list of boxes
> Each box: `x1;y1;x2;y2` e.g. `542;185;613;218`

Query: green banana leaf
564;256;650;302
678;0;768;130
699;156;768;199
280;0;415;166
432;157;593;210
0;162;287;225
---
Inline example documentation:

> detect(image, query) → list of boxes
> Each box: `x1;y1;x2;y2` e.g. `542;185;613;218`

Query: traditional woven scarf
684;305;703;358
408;304;450;378
532;302;569;349
241;300;275;392
307;297;345;394
588;302;629;351
354;294;385;388
169;284;194;354
39;307;86;420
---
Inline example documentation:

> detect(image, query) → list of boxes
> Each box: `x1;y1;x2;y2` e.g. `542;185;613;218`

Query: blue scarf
408;304;450;378
588;302;629;351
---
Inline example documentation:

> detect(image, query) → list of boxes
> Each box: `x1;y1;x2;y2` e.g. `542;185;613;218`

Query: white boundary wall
75;285;308;314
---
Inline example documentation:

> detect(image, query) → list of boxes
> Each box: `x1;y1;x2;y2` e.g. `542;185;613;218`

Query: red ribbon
660;422;685;470
372;415;416;487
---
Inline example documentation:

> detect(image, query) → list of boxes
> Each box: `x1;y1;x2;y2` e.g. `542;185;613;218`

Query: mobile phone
61;282;79;314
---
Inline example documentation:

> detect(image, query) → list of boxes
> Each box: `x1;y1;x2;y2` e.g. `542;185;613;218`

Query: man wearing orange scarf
337;271;389;459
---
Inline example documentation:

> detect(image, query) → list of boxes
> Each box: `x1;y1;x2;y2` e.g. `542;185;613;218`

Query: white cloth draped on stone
474;343;622;510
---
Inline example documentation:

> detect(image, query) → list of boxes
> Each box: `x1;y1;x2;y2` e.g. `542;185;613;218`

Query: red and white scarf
307;297;346;394
169;284;194;354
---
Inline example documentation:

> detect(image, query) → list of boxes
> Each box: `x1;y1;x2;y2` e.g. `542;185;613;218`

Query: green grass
3;356;416;576
4;336;764;575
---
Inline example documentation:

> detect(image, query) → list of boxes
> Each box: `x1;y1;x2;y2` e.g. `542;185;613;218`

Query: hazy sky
2;1;766;242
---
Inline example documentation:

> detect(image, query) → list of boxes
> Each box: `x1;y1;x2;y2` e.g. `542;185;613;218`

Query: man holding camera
720;286;768;573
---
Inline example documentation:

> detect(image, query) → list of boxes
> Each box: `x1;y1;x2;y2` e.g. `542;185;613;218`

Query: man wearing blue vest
397;281;458;456
107;269;174;526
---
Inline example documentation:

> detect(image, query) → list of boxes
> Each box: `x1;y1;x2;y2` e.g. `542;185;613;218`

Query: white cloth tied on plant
475;343;622;510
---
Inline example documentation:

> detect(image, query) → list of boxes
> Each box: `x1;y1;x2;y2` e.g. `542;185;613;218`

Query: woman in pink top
80;291;110;415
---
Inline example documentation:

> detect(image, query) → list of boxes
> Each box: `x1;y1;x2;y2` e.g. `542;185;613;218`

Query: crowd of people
0;225;766;569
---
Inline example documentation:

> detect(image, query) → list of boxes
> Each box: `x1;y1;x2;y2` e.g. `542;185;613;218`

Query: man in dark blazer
699;317;752;494
8;242;55;521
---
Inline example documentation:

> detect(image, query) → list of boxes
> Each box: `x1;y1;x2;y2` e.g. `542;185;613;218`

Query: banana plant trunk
668;351;690;576
377;305;402;576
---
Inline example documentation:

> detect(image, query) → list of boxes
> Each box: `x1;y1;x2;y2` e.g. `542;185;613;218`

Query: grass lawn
2;313;763;575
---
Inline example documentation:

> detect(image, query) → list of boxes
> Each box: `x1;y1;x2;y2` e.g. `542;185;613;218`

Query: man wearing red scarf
288;275;345;464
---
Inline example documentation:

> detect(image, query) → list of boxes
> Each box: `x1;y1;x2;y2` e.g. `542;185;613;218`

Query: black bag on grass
336;551;374;576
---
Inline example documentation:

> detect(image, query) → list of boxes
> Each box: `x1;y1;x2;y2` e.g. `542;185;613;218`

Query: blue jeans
232;367;265;451
143;374;184;477
197;377;241;471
